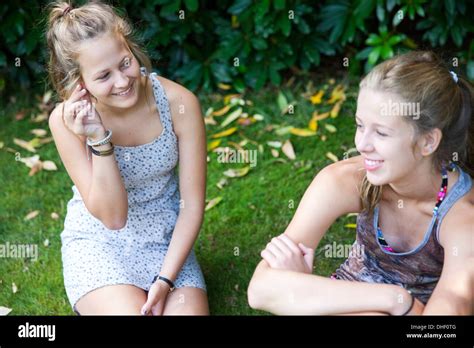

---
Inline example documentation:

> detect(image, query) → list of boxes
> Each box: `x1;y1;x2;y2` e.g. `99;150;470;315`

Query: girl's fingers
298;242;314;255
271;237;292;256
266;243;284;259
261;249;277;267
278;234;301;254
151;300;165;316
141;287;160;315
69;84;88;104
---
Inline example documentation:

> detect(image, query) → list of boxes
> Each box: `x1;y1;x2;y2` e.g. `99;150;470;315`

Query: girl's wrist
389;287;414;315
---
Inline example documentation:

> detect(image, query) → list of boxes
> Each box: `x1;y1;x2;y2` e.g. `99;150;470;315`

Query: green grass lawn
0;75;359;315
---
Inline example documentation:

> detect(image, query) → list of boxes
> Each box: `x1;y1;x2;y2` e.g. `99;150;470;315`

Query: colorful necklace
377;164;455;253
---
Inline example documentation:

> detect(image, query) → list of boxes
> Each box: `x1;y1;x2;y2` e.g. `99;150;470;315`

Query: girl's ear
421;128;442;156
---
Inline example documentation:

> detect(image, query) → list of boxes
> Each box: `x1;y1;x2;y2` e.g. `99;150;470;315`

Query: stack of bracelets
86;129;114;156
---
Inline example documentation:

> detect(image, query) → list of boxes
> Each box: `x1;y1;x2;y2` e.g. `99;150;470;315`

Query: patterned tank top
332;165;472;304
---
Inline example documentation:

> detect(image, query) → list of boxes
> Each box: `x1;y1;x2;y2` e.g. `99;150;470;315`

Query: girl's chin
365;171;389;186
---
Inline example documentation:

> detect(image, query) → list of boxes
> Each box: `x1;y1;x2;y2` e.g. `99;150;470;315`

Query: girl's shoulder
153;75;202;134
316;155;366;211
437;183;474;249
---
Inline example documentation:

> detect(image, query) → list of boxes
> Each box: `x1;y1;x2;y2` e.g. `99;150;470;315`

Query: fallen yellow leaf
330;102;342;118
14;139;36;153
326;152;338;162
310;90;325;104
211;127;238;139
223;166;250;178
212;105;231;117
290;128;316;137
205;196;223;211
207;140;222;152
308;117;318;132
220;107;243;128
327;84;346;104
312;111;330;121
223;94;241;105
218;83;231;90
324;124;337;133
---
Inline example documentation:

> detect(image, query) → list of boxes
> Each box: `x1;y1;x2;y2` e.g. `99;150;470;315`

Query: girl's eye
355;123;363;129
377;131;387;137
99;73;109;80
123;58;131;68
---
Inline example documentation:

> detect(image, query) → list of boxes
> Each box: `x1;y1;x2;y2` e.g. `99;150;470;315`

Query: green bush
0;0;473;102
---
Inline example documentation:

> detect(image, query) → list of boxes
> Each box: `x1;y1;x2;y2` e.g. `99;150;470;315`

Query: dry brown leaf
271;149;279;158
204;116;217;125
42;160;58;171
212;105;231;117
14;138;36;153
38;137;54;145
51;212;59;219
32;113;48;123
282;140;296;160
216;178;228;190
30;129;47;137
312;111;330;121
24;210;40;221
12;283;18;294
330;102;342;118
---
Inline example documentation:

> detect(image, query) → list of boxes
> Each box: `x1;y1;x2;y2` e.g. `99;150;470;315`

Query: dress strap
140;66;173;132
434;165;472;242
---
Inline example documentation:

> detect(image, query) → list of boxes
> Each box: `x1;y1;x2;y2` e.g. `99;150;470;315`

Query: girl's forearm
158;209;203;282
84;130;128;229
248;261;411;315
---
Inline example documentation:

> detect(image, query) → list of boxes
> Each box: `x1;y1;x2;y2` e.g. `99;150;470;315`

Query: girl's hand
62;83;105;139
406;297;425;315
141;280;171;316
261;234;314;274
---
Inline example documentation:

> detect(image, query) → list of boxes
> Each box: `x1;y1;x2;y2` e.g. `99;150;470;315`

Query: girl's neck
386;160;457;205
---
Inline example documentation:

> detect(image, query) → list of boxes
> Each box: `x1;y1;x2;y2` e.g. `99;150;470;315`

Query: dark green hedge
1;0;473;102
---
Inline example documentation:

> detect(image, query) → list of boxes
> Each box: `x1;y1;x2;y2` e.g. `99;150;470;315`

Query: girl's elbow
247;272;272;310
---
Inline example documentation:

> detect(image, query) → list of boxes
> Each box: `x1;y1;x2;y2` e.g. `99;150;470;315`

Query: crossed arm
247;157;473;315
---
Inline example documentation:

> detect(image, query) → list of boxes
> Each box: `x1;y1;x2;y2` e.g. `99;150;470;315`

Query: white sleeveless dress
60;67;206;312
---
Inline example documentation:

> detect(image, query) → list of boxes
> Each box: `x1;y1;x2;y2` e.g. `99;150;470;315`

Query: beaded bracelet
87;129;113;147
88;143;114;157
